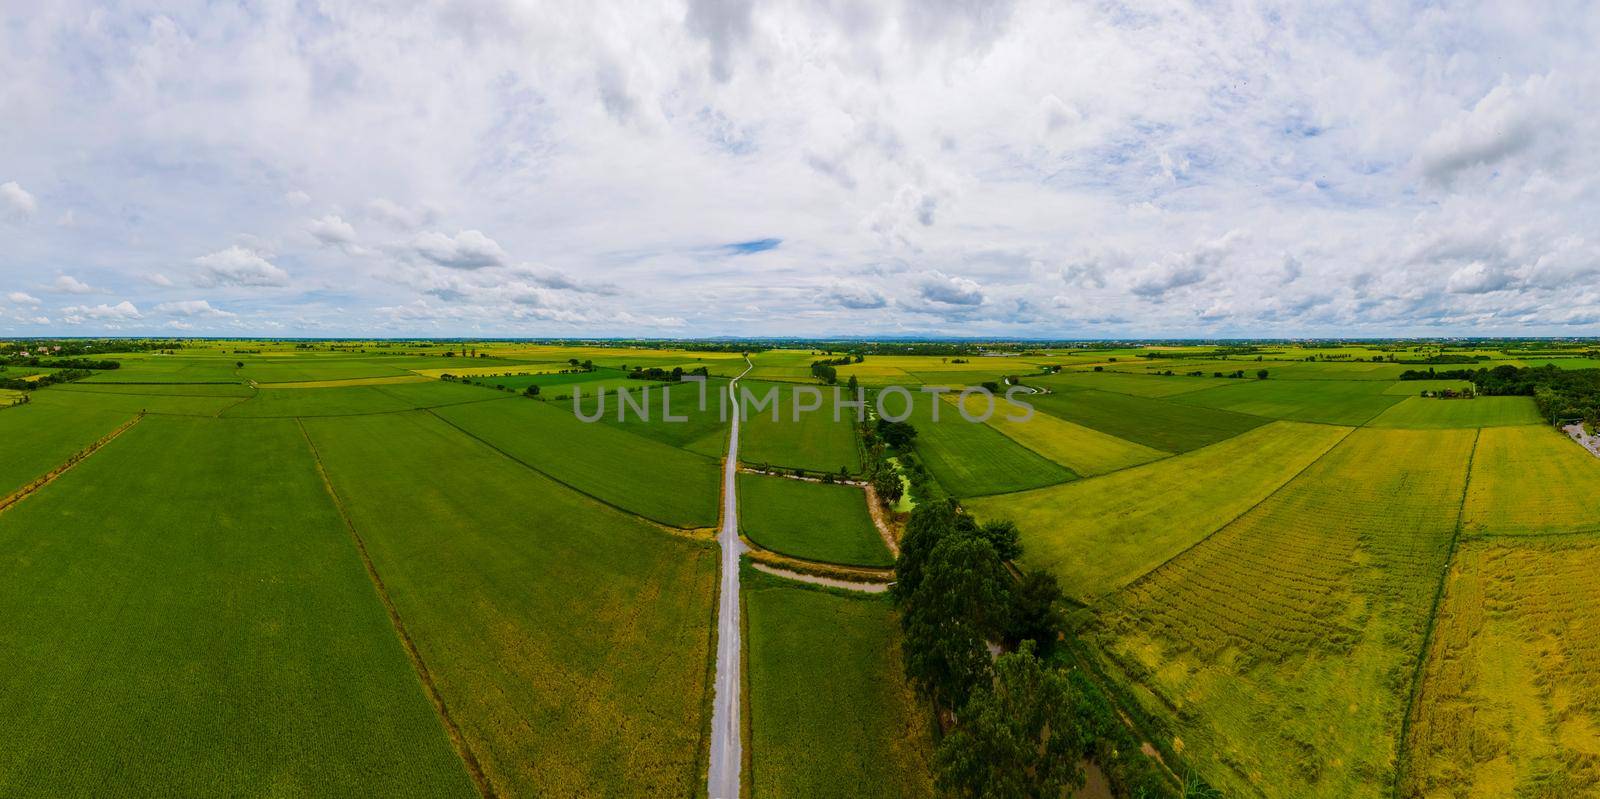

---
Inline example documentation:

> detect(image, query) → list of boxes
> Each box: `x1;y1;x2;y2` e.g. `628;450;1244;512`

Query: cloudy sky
2;1;1597;338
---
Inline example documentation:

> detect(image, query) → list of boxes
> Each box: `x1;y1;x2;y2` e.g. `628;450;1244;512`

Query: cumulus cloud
916;271;984;306
194;246;291;287
822;282;888;309
307;215;358;248
48;275;96;294
409;230;508;269
153;299;235;317
60;301;141;323
1;181;36;220
1130;233;1240;299
7;292;41;305
368;199;437;230
1417;75;1562;185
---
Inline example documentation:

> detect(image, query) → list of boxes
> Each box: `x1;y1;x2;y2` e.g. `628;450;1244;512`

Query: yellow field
954;392;1169;476
1103;427;1477;798
967;421;1351;601
1463;425;1600;536
1405;537;1600;797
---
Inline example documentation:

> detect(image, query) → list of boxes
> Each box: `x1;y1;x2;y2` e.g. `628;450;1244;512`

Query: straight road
708;360;752;799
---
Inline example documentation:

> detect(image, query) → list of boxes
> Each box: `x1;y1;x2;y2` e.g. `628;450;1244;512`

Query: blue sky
2;1;1598;338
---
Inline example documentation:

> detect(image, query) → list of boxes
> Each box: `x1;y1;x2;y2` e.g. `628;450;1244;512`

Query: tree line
1402;364;1600;425
892;501;1201;798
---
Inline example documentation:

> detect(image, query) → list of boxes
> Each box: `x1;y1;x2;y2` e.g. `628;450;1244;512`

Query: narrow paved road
708;360;752;799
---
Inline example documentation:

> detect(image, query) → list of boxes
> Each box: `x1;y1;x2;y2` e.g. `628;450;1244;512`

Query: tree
235;361;244;369
977;519;1022;561
1256;369;1269;380
568;358;580;367
877;418;918;448
935;642;1094;799
524;385;541;397
902;533;1011;713
872;468;903;506
1005;571;1065;656
847;374;859;392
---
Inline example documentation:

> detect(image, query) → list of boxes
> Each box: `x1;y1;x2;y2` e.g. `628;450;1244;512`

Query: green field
223;381;499;418
432;397;721;528
1463;424;1600;536
738;473;891;567
25;383;249;416
1171;377;1403;425
1028;389;1269;452
1381;379;1474;395
570;380;731;457
1035;370;1224;397
899;392;1076;497
957;392;1169;476
0;416;475;796
740;381;862;474
744;566;935;798
0;400;133;498
967;421;1351;601
1366;396;1543;428
1100;427;1476;798
304;411;719;796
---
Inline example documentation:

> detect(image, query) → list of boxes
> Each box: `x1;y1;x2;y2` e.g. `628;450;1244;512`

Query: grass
1404;536;1600;797
1171;377;1403;425
0;400;134;498
956;392;1169;476
222;381;496;418
1381;379;1474;396
25;384;248;416
1365;396;1543;428
1099;427;1477;798
569;380;732;458
1028;389;1268;453
1462;424;1600;536
744;566;935;798
965;421;1351;601
738;473;892;567
432;396;721;528
900;392;1076;497
1035;370;1224;397
0;416;475;796
303;411;719;797
739;380;862;474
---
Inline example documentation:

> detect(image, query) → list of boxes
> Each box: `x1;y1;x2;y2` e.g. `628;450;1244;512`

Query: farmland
738;473;892;567
1404;537;1600;797
1098;427;1476;797
744;567;935;798
966;421;1351;600
3;338;1599;798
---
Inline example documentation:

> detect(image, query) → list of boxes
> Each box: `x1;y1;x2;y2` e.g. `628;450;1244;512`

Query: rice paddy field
744;567;935;798
5;339;1600;797
737;473;892;567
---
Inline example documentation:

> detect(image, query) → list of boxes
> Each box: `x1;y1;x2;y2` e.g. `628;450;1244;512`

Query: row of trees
0;368;95;392
891;502;1192;797
1402;364;1600;424
627;365;708;381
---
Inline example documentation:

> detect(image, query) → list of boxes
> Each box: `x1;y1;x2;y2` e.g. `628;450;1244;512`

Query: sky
2;1;1598;339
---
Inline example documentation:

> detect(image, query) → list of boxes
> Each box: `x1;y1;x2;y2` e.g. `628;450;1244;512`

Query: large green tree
935;643;1094;799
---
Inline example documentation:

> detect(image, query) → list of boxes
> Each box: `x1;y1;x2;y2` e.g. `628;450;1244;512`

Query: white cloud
194;246;291;287
915;271;985;306
410;230;508;270
822;282;888;309
307;215;358;248
146;273;176;287
7;292;41;305
153;299;235;317
0;181;36;220
368;199;437;230
284;190;311;207
60;300;142;323
49;275;96;294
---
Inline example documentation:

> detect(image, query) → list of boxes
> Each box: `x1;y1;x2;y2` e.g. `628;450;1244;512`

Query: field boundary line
0;411;143;515
1393;427;1480;797
1102;423;1356;602
422;406;708;531
296;419;497;799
